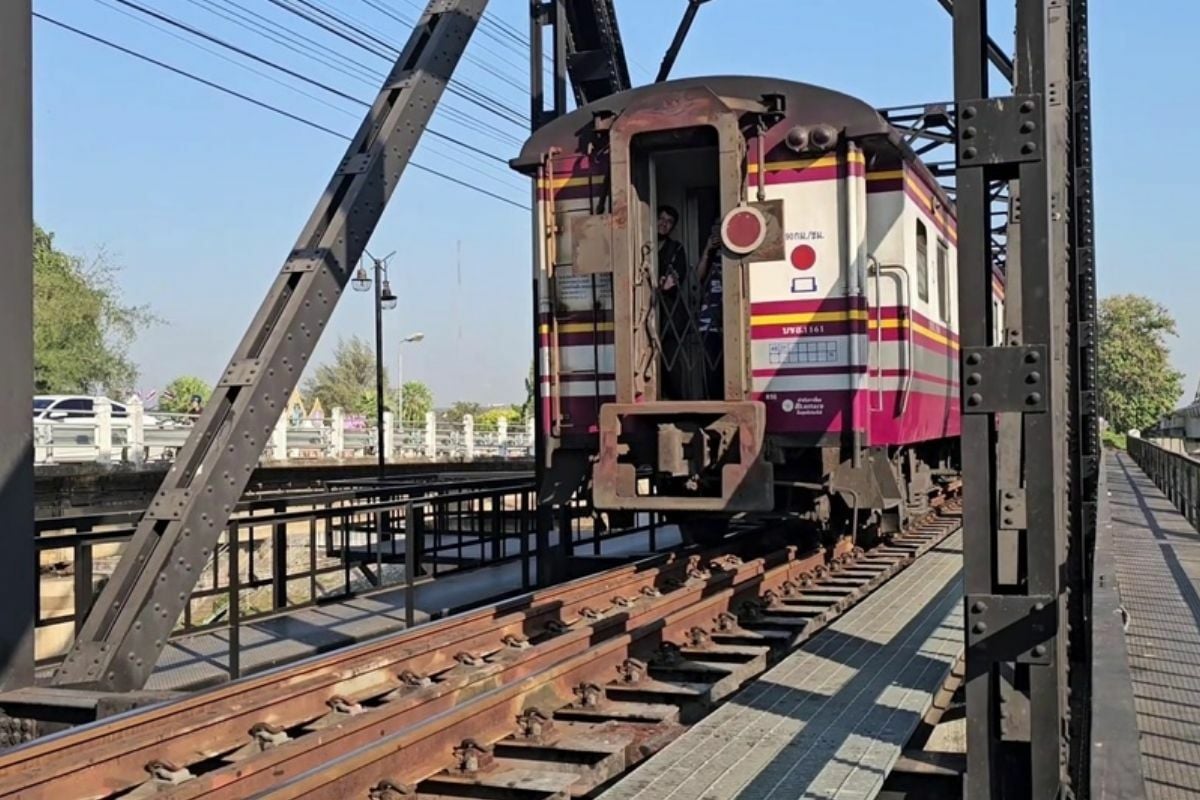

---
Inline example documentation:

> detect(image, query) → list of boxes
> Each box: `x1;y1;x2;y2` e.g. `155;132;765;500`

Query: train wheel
679;517;729;548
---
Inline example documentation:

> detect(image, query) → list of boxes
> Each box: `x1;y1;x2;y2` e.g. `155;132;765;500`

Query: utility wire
105;0;519;175
93;0;358;119
266;0;528;125
198;0;524;145
34;12;528;211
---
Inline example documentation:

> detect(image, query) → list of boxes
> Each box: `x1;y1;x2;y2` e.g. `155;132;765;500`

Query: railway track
0;503;960;800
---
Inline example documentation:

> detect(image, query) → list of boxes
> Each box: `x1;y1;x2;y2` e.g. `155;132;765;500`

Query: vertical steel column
0;0;35;692
955;0;1078;796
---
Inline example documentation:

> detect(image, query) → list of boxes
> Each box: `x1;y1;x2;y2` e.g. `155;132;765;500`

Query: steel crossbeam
50;0;491;692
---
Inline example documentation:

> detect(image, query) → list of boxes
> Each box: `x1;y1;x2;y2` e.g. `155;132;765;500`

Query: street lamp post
351;251;396;479
396;333;425;447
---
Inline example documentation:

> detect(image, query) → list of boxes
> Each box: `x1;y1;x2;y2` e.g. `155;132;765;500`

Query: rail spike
453;738;494;773
368;779;414;799
517;707;555;741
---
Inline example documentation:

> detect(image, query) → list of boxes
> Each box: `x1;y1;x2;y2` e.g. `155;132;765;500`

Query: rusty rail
0;504;960;799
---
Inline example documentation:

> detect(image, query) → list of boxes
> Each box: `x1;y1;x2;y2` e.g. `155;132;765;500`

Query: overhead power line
34;12;528;212
101;0;518;176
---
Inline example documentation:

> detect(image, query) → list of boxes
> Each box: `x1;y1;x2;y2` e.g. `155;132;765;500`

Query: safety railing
1126;435;1200;531
34;398;535;466
33;475;662;680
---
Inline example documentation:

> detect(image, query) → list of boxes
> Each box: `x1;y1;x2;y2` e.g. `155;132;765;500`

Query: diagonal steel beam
52;0;491;692
937;0;1015;83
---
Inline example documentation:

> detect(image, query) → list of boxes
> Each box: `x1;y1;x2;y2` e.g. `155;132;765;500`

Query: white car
33;395;160;427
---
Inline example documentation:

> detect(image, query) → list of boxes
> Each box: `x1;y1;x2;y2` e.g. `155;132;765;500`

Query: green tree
476;405;522;429
303;336;389;416
33;224;156;394
1098;294;1184;433
445;400;483;425
398;380;433;424
160;376;211;413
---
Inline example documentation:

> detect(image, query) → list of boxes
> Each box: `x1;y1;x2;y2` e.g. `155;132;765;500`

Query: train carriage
512;76;1002;551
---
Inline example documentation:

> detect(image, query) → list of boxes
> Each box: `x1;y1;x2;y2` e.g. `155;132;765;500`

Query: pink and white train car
512;77;1001;547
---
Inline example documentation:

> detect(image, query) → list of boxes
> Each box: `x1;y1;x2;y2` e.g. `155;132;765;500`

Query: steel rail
0;530;796;798
247;507;961;800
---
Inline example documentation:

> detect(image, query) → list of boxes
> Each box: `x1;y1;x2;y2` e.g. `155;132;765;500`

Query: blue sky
31;0;1200;407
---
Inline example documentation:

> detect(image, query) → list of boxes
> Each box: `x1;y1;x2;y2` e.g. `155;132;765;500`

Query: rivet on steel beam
968;393;983;407
966;352;982;366
972;622;988;634
1026;371;1041;384
1021;142;1037;155
1025;350;1040;364
1020;99;1036;113
1020;120;1036;134
971;601;987;613
962;126;976;139
1026;393;1043;406
1033;644;1048;657
962;106;977;119
963;146;978;160
966;373;981;386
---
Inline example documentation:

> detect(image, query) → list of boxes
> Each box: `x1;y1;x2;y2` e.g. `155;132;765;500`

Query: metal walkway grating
602;531;963;800
1108;451;1200;799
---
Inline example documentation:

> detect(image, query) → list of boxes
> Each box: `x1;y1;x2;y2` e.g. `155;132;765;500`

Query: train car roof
511;75;953;212
514;76;892;166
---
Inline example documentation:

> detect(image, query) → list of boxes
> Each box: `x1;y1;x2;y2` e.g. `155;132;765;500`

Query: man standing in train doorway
656;205;691;399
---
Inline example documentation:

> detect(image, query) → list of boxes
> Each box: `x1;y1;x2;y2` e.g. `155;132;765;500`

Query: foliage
398;381;433;424
522;360;535;418
1101;428;1127;451
33;224;156;395
476;405;522;429
303;336;389;416
1097;294;1184;434
445;400;483;425
159;376;211;413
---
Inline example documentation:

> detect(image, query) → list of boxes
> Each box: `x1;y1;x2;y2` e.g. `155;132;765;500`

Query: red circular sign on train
790;244;817;270
721;206;767;255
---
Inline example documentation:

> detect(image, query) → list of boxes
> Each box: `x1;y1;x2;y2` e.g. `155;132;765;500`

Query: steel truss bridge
0;1;1109;797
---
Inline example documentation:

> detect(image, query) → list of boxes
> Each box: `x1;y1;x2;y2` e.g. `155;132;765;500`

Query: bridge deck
1107;450;1200;799
601;531;963;800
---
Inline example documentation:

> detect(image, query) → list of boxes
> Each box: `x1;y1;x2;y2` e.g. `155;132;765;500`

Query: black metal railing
33;475;662;678
1126;436;1200;531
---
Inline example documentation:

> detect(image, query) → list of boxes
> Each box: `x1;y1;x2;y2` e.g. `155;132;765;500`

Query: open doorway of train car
630;128;723;404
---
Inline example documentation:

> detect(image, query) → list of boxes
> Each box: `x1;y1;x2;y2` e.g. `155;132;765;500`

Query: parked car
33;395;160;427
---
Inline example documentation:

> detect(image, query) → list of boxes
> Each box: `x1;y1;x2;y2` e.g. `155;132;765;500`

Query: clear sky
30;0;1200;408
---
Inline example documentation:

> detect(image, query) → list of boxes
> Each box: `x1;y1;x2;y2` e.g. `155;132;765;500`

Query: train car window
916;221;929;303
936;240;950;323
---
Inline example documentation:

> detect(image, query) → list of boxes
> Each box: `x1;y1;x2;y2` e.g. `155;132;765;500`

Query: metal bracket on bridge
146;489;192;521
957;94;1044;168
282;247;338;275
218;358;263;388
997;488;1027;531
962;345;1049;414
966;594;1056;665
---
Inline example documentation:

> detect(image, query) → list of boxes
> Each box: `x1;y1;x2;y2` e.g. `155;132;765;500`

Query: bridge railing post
383;411;395;463
463;414;475;462
269;411;288;462
94;396;113;464
424;411;437;461
498;416;508;459
329;407;345;460
127;397;145;466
